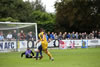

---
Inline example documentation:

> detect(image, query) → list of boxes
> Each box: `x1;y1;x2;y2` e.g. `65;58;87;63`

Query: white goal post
0;22;38;41
0;22;38;52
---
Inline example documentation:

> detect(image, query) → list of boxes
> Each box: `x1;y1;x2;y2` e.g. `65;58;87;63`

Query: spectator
88;33;94;39
26;32;34;41
67;32;71;39
82;33;85;39
94;30;98;39
17;33;20;40
84;32;87;39
0;31;4;41
78;33;82;39
46;33;49;41
47;32;51;39
12;30;17;40
26;31;34;48
71;32;75;39
20;30;26;40
92;31;94;39
98;32;100;39
58;32;63;40
75;32;78;39
54;33;58;47
6;32;12;40
62;32;67;39
54;33;58;40
50;32;55;40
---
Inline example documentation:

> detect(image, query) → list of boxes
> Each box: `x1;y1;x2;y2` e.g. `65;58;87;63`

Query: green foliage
55;0;100;32
29;10;55;32
0;0;55;32
30;10;55;22
0;0;47;22
0;0;32;22
0;17;19;22
33;0;45;12
38;22;55;32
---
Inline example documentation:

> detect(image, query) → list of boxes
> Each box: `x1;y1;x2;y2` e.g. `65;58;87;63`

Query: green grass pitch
0;48;100;67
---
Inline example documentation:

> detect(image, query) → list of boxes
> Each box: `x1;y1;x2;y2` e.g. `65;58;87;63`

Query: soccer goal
0;22;38;52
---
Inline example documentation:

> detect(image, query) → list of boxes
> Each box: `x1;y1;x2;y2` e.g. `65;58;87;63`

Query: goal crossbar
0;22;38;41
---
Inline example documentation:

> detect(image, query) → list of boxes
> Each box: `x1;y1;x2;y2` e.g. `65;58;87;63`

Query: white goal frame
0;22;38;41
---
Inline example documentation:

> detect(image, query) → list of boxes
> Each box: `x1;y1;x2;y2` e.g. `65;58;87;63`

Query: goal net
0;22;38;52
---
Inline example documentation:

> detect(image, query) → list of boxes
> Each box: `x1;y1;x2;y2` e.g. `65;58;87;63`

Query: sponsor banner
27;41;34;48
69;40;75;48
59;40;88;49
35;40;58;48
65;40;75;48
60;40;82;47
53;40;59;47
98;40;100;45
1;39;100;51
48;40;59;47
48;41;54;47
59;40;67;49
81;40;88;48
88;39;99;46
74;40;82;46
0;41;16;50
19;41;27;49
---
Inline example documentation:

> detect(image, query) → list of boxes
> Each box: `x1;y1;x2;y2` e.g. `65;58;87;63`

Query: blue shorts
38;45;42;52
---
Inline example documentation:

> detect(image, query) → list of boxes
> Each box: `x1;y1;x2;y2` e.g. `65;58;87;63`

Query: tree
33;0;45;12
55;0;100;32
0;0;55;32
0;0;33;22
29;10;55;32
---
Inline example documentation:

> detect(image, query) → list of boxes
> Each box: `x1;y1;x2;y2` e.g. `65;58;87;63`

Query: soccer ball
34;49;38;52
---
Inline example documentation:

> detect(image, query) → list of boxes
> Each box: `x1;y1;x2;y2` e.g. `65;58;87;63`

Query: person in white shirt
7;32;12;40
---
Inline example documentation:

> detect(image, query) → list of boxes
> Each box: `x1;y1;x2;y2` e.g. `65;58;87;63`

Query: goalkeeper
21;48;35;58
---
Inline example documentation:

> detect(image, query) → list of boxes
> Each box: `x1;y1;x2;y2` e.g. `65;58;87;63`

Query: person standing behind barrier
54;33;58;47
26;32;34;48
12;30;17;40
20;30;26;40
84;32;87;39
71;32;75;39
54;33;58;40
67;32;71;39
50;32;55;40
98;32;100;39
58;32;63;40
88;33;93;39
62;32;67;39
27;32;34;41
94;30;98;39
78;33;82;39
47;32;51;39
6;32;12;41
0;31;4;41
75;32;79;39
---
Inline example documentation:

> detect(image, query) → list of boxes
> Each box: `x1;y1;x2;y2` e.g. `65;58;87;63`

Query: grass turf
0;48;100;67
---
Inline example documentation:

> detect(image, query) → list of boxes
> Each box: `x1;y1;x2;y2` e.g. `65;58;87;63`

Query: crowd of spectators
0;30;35;41
0;30;100;41
46;31;100;40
